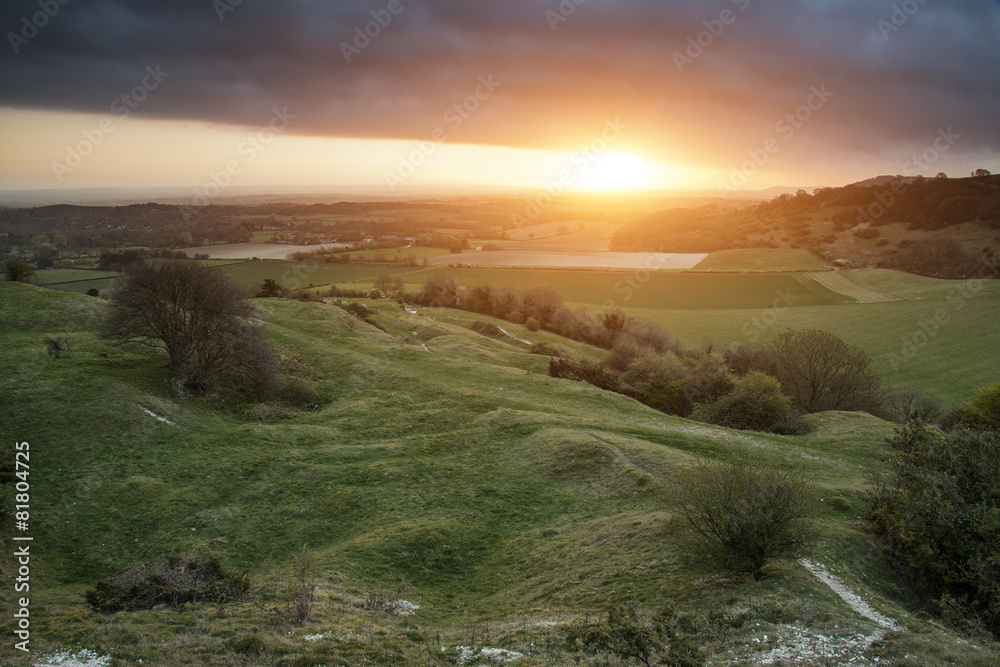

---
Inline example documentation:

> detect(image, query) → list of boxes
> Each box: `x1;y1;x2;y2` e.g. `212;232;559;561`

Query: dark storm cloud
2;0;998;168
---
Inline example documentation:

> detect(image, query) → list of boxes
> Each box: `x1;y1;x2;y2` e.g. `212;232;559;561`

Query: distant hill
611;174;1000;277
848;175;919;188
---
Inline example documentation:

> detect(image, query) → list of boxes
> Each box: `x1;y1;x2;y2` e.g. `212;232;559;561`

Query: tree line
403;275;891;433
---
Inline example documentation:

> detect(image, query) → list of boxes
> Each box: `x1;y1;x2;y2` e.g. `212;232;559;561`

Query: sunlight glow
577;153;650;191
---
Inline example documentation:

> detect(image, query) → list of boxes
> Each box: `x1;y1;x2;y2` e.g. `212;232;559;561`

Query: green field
34;268;118;285
693;249;830;272
2;281;994;666
33;258;1000;404
214;261;851;309
334;246;450;261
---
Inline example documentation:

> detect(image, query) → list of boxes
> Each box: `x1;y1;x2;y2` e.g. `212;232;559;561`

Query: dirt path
799;272;902;303
727;560;903;665
800;559;900;630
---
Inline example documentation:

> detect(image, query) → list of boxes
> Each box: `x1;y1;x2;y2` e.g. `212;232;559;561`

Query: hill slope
1;283;996;666
611;175;1000;278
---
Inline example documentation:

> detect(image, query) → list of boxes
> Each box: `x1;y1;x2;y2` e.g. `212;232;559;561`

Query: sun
577;152;650;191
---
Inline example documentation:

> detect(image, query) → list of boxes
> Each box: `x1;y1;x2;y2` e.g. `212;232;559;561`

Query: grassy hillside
610;175;1000;278
35;258;1000;405
2;282;997;665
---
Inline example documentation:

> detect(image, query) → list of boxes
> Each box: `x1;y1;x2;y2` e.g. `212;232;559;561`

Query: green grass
334;246;450;261
1;281;996;665
33;259;1000;404
217;261;850;309
615;283;1000;405
214;259;999;402
34;268;118;285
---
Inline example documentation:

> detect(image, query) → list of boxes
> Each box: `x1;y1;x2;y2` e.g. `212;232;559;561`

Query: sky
1;0;999;199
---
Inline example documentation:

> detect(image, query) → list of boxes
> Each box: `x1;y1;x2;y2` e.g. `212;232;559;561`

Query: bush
866;421;1000;636
506;310;526;325
524;316;540;332
672;450;818;578
621;349;693;416
565;602;703;667
256;278;284;298
530;341;564;357
85;555;250;613
4;258;34;283
229;634;268;656
959;384;1000;430
691;371;810;435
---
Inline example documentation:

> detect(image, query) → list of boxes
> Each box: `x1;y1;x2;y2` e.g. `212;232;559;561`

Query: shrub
85;288;100;297
4;258;34;283
271;547;318;626
530;341;564;357
256;278;284;298
671;450;818;578
229;634;268;656
691;371;810;435
524;316;540;332
724;342;778;377
565;602;703;667
866;421;1000;636
339;301;372;318
620;349;693;416
85;555;250;613
959;384;1000;430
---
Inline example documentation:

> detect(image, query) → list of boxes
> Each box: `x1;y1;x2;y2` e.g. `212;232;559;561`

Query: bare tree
100;260;280;396
373;274;404;298
769;328;887;415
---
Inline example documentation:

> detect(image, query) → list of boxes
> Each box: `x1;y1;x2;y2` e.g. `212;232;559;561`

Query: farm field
215;261;851;309
610;271;1000;405
692;248;830;272
333;245;449;261
34;268;118;284
183;242;350;260
1;281;994;666
426;250;707;270
502;219;615;241
32;257;999;404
